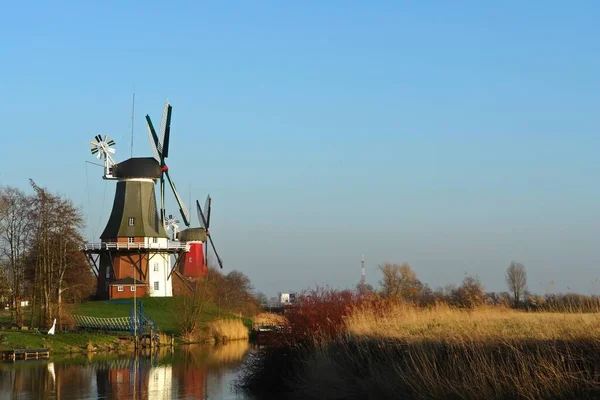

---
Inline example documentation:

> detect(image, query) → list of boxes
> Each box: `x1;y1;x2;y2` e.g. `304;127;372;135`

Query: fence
72;315;131;331
73;303;158;335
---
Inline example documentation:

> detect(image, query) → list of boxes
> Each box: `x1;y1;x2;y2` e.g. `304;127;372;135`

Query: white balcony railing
82;241;190;252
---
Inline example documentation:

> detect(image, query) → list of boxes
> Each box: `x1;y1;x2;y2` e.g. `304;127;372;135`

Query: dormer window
128;217;135;226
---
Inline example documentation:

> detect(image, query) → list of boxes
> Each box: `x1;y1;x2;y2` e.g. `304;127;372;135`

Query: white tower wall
146;237;173;297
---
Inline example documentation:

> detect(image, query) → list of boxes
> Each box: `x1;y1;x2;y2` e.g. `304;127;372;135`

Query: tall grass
346;301;600;342
207;318;249;342
238;290;600;399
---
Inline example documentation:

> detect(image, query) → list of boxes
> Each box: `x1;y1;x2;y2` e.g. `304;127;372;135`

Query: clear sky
1;1;599;297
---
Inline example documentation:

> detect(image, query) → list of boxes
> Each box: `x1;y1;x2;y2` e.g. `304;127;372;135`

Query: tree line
0;182;95;329
373;261;600;312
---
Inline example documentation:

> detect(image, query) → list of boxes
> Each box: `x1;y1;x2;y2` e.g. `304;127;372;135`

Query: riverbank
73;297;252;334
0;322;251;355
0;297;253;354
0;330;131;353
238;300;600;399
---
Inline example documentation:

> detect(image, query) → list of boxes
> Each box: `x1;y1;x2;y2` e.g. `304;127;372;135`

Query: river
0;341;254;399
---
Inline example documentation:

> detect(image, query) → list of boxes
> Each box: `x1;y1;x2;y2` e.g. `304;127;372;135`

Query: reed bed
238;295;600;399
207;318;249;342
345;301;600;342
252;312;288;326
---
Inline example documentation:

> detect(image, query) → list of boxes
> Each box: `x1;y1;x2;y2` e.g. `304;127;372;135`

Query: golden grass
345;302;600;342
207;318;249;342
240;301;600;399
252;312;288;326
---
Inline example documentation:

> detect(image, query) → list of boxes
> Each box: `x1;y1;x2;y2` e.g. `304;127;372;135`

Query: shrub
282;286;361;343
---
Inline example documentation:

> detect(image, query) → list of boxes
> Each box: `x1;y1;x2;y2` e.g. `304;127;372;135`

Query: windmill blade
204;194;212;229
207;233;224;269
107;147;116;154
158;100;172;159
196;199;208;229
145;116;161;163
165;170;190;227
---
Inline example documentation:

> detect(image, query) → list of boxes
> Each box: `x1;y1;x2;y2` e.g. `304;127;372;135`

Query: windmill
83;122;190;300
165;214;180;240
90;135;117;178
196;195;223;269
146;100;190;228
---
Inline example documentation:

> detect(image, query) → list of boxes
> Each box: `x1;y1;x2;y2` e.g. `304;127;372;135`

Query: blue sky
1;1;599;296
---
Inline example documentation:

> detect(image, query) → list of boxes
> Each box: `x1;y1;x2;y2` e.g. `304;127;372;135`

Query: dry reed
345;301;600;342
239;299;600;399
207;318;249;342
252;312;288;326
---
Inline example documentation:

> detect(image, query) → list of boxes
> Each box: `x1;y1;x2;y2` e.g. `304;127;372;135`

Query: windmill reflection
0;341;251;399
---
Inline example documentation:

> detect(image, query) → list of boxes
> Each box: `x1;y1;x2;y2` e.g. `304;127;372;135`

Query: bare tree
176;277;211;341
379;263;424;302
506;261;527;307
0;187;33;327
28;180;90;329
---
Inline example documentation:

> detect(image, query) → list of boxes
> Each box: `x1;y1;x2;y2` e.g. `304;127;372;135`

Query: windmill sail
165;170;190;227
204;194;212;229
158;100;171;158
196;199;223;269
145;116;161;163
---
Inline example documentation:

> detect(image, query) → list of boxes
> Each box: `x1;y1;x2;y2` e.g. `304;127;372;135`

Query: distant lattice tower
360;254;366;288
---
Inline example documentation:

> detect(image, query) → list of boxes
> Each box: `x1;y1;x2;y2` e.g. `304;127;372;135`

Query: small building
108;277;147;299
279;293;291;305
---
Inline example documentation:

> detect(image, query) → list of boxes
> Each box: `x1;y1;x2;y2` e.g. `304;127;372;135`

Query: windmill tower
83;103;190;300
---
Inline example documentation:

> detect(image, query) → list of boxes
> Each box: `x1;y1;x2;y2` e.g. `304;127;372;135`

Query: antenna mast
130;87;135;157
360;254;366;288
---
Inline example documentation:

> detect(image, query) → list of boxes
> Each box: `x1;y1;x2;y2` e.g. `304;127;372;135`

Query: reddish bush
281;286;362;343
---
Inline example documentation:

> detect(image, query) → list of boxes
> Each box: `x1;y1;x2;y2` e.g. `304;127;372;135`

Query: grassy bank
0;297;253;352
0;330;129;353
238;297;600;399
74;297;251;334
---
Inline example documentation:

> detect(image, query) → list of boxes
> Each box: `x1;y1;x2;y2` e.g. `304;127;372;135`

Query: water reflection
0;342;252;399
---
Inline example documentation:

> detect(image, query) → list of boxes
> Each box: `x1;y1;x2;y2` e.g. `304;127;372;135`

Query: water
0;342;254;399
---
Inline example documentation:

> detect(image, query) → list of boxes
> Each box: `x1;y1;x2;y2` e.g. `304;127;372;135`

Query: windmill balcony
82;241;190;252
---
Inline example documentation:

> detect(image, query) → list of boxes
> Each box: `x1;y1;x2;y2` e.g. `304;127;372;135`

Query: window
154;263;159;272
152;237;158;244
189;257;193;263
128;237;134;244
117;286;124;292
128;217;135;226
130;286;136;292
154;281;159;291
